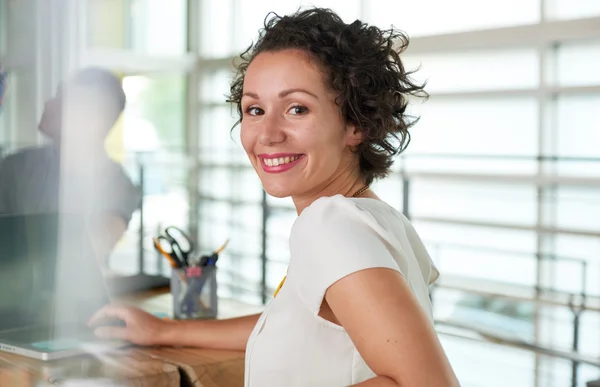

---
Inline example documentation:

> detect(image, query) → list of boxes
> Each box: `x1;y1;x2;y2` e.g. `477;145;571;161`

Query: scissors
153;226;194;267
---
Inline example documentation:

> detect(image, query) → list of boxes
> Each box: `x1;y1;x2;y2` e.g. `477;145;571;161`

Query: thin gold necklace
351;184;370;198
273;184;371;298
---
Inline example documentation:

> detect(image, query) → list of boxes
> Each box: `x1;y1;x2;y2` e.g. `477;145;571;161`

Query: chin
260;180;294;198
263;187;292;198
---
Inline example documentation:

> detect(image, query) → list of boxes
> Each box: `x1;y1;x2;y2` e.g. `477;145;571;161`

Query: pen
199;239;229;266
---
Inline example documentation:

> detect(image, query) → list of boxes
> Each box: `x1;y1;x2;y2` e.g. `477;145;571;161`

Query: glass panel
108;74;188;276
235;0;362;55
404;97;539;174
556;40;600;87
0;69;39;151
231;168;263;202
198;105;243;163
0;1;38;149
121;74;187;151
200;0;234;58
555;94;600;177
371;177;404;212
439;335;536;387
198;199;263;304
365;0;540;37
200;68;234;104
86;0;188;55
415;222;538;258
411;180;538;226
0;71;13;149
434;288;535;340
266;210;295;261
545;0;600;20
3;0;36;59
554;234;600;297
199;167;233;200
405;49;539;93
556;187;600;232
0;0;6;55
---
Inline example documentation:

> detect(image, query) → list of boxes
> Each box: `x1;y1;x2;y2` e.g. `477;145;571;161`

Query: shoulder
291;195;404;244
0;146;52;172
289;195;405;272
293;195;375;230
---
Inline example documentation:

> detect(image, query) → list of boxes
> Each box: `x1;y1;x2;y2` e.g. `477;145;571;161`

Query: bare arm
161;313;261;350
326;268;460;387
89;305;260;351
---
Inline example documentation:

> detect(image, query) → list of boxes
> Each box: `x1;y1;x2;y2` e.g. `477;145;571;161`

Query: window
194;2;600;383
108;74;189;276
365;0;540;36
545;0;600;20
86;0;188;55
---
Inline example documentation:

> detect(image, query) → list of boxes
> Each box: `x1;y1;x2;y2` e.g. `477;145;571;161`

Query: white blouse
244;195;439;387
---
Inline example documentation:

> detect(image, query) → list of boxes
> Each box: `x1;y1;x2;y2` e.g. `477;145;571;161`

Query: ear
345;123;364;147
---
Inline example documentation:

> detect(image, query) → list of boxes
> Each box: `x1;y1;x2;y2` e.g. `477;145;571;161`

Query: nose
258;113;286;146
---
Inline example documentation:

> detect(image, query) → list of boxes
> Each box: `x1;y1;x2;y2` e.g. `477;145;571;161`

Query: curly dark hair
227;7;427;185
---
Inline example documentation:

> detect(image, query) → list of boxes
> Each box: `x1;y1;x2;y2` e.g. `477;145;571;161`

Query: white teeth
263;155;301;167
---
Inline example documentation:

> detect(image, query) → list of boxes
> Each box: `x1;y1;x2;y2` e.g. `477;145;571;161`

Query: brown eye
288;105;309;115
245;106;264;116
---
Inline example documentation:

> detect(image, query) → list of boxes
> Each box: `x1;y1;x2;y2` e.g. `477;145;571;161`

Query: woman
90;8;460;387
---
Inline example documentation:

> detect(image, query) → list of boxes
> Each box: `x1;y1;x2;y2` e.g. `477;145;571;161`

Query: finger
87;304;128;326
94;326;130;341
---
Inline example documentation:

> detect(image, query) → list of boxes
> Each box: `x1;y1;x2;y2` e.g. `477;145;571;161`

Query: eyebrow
242;88;319;100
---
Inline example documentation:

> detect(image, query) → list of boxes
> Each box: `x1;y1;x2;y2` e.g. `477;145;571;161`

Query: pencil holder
170;265;218;319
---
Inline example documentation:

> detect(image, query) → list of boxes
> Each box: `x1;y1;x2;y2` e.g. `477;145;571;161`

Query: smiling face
240;49;363;201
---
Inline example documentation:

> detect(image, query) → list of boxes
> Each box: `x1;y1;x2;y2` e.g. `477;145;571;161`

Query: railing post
260;189;268;304
569;296;585;387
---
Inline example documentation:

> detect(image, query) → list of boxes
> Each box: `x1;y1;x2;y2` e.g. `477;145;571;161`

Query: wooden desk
0;288;264;386
121;288;264;387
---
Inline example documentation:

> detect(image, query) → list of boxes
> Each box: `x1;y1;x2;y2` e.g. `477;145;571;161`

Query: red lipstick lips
259;153;305;173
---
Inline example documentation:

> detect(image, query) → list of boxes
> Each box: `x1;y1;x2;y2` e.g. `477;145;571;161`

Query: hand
88;304;174;346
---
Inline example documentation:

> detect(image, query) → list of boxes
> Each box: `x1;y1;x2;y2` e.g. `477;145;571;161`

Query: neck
292;166;369;215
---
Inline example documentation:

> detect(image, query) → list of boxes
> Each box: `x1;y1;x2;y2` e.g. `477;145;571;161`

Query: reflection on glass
0;68;140;359
86;0;188;55
0;68;140;268
106;74;188;276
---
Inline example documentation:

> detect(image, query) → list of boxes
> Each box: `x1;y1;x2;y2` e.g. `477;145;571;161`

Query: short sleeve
289;195;404;314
